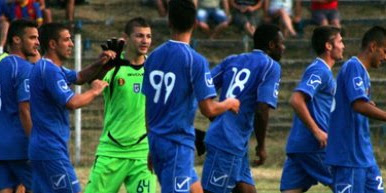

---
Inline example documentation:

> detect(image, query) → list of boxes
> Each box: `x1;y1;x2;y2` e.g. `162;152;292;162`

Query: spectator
264;0;302;38
196;0;230;39
311;0;340;28
3;0;44;26
230;0;263;37
36;0;52;23
0;0;9;53
155;0;168;17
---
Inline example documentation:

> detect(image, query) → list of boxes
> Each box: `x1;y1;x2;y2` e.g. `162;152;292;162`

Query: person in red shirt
311;0;340;28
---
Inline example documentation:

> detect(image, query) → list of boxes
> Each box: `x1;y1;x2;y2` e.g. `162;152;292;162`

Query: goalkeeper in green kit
85;17;156;193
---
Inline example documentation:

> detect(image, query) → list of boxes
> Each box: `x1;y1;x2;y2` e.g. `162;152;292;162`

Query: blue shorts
148;134;198;193
31;159;81;193
0;160;32;190
331;165;384;193
201;145;254;193
280;153;332;191
197;8;228;24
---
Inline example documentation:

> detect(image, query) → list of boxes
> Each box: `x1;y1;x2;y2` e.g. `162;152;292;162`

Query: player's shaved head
253;24;281;51
361;26;386;50
124;17;150;36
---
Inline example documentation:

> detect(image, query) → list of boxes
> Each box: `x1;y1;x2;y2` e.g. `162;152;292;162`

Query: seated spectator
230;0;263;37
0;0;9;54
311;0;340;28
3;0;44;26
196;0;230;39
264;0;302;38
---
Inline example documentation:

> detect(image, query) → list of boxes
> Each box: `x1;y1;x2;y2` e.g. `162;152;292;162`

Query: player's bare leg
191;181;204;193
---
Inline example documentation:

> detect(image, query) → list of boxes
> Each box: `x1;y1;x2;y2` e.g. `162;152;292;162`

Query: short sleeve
61;66;77;84
295;66;327;99
343;62;369;104
191;56;216;102
45;67;74;106
257;61;281;109
15;61;32;103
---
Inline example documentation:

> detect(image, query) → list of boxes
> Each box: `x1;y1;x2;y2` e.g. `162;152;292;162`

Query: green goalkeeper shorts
84;155;156;193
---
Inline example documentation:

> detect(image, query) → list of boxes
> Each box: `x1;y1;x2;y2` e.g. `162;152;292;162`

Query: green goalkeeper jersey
96;62;148;159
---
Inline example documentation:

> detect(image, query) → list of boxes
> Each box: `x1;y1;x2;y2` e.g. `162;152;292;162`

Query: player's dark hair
311;26;341;55
168;0;196;33
124;17;151;36
361;26;386;50
253;24;281;51
7;19;38;47
39;23;69;54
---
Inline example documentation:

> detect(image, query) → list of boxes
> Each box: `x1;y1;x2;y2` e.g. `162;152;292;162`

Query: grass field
76;166;386;193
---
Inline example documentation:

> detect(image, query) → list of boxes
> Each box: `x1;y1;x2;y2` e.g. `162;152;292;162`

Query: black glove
195;128;207;156
100;38;125;68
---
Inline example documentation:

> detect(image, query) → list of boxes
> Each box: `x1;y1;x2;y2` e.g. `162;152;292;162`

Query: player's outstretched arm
253;102;270;166
198;97;240;118
19;101;32;136
66;80;108;110
76;50;117;85
352;99;386;121
290;91;327;148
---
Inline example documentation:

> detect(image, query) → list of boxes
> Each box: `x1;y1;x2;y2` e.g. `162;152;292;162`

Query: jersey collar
352;56;370;79
316;57;331;70
168;40;190;46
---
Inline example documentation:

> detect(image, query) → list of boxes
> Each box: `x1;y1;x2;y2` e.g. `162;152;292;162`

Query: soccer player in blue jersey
142;0;240;192
201;24;284;193
280;26;344;193
0;19;39;193
325;26;386;193
28;23;116;193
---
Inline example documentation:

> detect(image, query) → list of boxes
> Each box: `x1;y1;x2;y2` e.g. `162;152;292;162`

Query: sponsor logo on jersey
51;174;67;190
273;82;279;98
306;74;322;89
336;184;352;193
210;171;228;187
118;78;125;86
353;77;365;91
24;79;30;92
133;83;140;93
205;72;214;87
127;73;144;77
57;79;70;92
175;176;190;192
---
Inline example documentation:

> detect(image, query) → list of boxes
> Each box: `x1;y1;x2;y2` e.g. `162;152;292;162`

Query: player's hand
147;153;154;173
90;79;109;96
100;38;125;69
99;50;117;66
314;129;328;148
369;100;376;106
225;98;240;114
254;146;267;166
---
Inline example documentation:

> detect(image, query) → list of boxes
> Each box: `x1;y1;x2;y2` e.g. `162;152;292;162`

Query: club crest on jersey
353;77;365;90
57;79;70;92
210;171;228;187
118;78;125;86
133;83;141;93
174;176;190;192
205;72;214;87
306;74;322;89
273;82;279;98
336;184;352;193
24;79;30;92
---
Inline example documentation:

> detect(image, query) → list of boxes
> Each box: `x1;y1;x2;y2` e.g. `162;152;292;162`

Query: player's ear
268;40;275;50
368;41;377;53
13;36;21;45
48;39;57;49
325;42;333;51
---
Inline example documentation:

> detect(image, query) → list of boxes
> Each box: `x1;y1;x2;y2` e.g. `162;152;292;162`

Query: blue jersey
205;50;281;156
142;40;216;149
325;56;375;167
286;58;336;153
0;55;32;160
29;58;77;160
